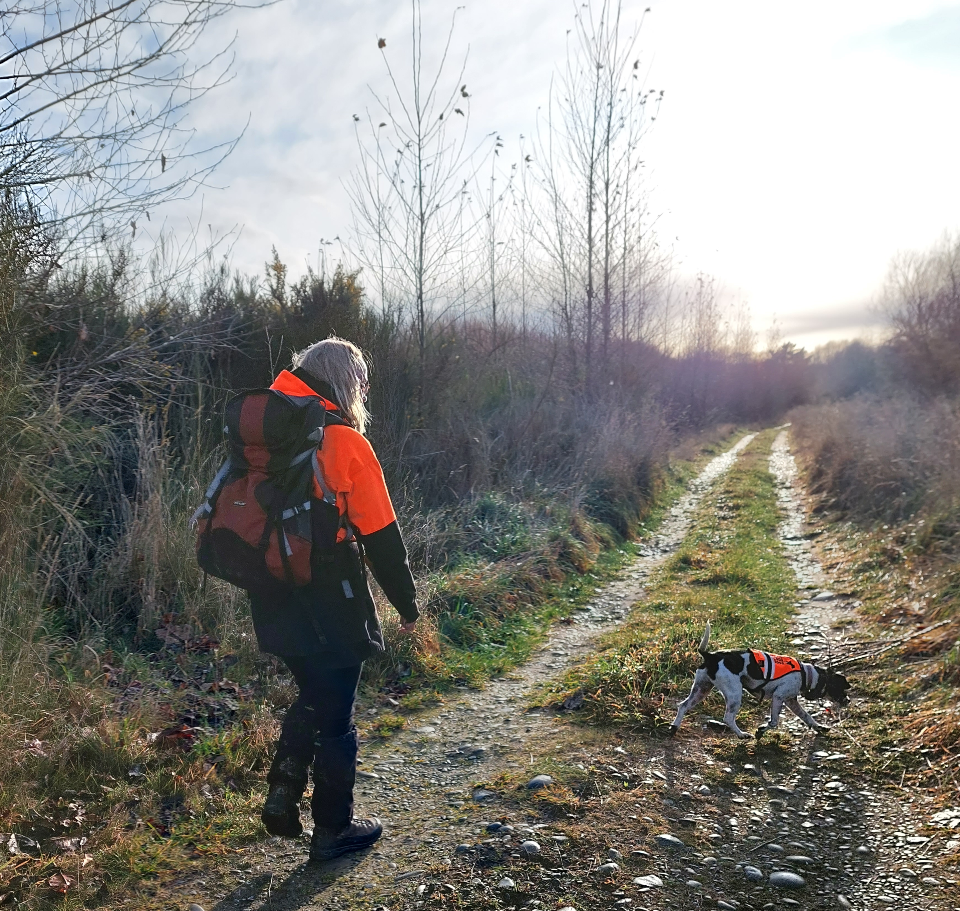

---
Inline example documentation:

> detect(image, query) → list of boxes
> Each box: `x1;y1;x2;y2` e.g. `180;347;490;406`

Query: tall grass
789;396;960;535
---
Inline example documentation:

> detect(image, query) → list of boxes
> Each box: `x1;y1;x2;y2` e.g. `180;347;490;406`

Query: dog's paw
737;731;752;740
666;724;678;737
814;725;830;735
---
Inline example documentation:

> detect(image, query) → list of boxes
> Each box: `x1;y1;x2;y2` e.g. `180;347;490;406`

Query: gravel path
182;430;959;911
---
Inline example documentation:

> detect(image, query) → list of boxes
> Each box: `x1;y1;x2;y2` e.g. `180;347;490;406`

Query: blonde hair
291;337;371;434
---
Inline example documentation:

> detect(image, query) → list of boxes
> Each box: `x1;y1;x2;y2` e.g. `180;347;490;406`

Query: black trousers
267;659;363;831
283;658;362;737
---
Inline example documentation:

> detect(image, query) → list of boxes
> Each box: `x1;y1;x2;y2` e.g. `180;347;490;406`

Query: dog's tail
698;620;712;656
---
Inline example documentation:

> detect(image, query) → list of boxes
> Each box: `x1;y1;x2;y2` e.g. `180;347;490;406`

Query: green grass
545;428;799;733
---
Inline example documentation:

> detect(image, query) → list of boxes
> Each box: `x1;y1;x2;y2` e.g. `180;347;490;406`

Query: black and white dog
669;621;850;739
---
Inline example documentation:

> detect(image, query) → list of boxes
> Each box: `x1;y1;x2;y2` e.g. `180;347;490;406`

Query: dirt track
175;431;959;911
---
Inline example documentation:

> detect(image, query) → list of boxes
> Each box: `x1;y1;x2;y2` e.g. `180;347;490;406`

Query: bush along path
162;427;959;911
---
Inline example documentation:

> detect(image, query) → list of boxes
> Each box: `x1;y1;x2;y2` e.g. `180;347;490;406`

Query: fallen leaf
25;738;47;757
51;836;87;854
48;872;75;894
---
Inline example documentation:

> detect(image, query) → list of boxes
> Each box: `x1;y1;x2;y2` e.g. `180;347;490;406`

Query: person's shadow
210;848;373;910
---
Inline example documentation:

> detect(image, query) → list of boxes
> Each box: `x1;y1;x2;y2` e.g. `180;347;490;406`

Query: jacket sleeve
358;521;419;622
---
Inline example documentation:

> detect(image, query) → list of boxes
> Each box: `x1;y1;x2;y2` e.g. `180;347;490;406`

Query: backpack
191;388;348;590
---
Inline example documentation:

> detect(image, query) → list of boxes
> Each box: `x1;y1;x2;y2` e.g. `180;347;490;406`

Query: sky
160;0;960;352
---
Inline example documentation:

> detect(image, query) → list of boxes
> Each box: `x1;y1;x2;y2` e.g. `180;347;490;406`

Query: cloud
777;302;885;336
881;5;960;67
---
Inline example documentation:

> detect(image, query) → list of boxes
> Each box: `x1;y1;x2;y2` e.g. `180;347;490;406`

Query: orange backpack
192;388;346;590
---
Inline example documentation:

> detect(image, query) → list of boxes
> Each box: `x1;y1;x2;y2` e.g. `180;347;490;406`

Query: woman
252;337;418;862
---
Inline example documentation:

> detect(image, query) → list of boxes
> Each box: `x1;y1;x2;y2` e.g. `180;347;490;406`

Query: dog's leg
785;696;828;733
710;672;752;739
756;695;785;739
669;671;713;734
721;693;751;739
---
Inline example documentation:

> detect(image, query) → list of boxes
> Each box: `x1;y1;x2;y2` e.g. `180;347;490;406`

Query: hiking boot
261;780;303;837
309;817;383;862
261;703;317;839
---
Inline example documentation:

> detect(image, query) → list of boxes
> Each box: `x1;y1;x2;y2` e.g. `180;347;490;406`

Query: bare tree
1;0;268;250
532;0;659;393
347;0;491;411
882;231;960;391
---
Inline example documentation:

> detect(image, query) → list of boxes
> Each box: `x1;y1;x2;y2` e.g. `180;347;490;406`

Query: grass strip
546;427;799;734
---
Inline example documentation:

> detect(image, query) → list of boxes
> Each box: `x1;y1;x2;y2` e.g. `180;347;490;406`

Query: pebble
812;591;835;601
497;877;515;889
526;774;553;789
837;896;853;910
743;865;764;882
685;880;703;888
855;845;871;854
454;844;471;854
718;902;738;910
472;789;495;801
521;840;540;855
769;871;806;889
765;843;784;853
608;848;623;861
785;855;815;865
485;822;502;833
188;906;205;911
596;862;620;875
654;833;685;850
633;875;663;888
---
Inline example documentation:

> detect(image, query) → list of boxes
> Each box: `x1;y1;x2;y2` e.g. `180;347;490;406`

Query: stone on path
497;877;515;890
596;862;620;875
526;774;553;789
654;833;685;850
472;788;495;801
743;865;764;882
633;874;663;887
769;870;806;889
520;840;540;855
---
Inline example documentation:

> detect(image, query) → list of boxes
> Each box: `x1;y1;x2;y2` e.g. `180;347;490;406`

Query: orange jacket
270;370;396;540
751;650;803;682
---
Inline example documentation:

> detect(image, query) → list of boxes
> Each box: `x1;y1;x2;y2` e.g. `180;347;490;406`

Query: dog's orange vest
751;650;803;682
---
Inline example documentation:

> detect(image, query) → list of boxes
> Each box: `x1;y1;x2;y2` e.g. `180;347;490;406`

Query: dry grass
790;396;960;532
